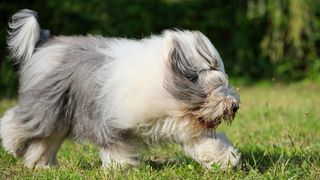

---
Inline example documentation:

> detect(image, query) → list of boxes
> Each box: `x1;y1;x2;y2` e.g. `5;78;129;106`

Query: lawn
0;82;319;179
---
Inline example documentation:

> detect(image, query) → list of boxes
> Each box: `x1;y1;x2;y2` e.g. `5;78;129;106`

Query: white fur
8;10;40;61
97;38;172;129
184;132;240;170
0;107;30;157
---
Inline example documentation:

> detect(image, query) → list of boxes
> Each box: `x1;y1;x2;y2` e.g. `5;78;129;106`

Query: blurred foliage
248;0;320;80
0;0;319;97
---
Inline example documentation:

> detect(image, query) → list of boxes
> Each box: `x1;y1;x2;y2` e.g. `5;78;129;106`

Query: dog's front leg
183;131;240;170
156;117;240;170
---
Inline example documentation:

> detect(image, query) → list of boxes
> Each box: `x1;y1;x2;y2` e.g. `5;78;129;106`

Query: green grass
0;82;319;179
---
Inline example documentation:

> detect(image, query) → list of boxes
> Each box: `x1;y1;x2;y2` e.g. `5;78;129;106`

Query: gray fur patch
164;37;206;108
36;29;51;46
195;32;217;68
16;37;123;147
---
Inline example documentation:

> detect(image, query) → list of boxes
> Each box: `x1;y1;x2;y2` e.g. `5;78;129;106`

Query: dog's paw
185;132;240;170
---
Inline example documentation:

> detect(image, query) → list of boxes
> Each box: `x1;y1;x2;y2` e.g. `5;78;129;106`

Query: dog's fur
1;9;240;170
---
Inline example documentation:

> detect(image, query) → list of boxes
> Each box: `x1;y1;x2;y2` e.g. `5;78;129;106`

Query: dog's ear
194;32;225;73
164;32;199;83
163;32;206;107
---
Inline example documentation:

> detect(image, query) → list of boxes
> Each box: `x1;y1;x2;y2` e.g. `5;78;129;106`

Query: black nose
232;103;239;113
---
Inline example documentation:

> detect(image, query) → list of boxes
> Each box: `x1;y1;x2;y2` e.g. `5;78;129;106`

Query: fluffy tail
7;9;50;64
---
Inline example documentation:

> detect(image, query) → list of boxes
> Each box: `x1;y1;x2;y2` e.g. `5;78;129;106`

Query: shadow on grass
144;154;196;171
143;146;318;173
145;159;179;170
240;146;318;173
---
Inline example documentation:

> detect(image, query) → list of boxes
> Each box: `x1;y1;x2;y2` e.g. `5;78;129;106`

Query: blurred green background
0;0;319;97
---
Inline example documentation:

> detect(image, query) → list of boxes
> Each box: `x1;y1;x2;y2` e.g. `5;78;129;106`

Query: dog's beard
188;87;239;129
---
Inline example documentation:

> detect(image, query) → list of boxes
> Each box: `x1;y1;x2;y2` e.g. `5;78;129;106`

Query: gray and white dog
1;9;240;170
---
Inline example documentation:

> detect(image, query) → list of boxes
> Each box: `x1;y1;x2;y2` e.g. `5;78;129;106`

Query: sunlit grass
0;82;319;179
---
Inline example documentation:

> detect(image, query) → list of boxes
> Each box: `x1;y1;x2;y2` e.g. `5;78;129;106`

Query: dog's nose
232;103;239;113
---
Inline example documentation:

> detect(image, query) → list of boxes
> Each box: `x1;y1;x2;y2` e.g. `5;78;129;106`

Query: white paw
185;132;240;170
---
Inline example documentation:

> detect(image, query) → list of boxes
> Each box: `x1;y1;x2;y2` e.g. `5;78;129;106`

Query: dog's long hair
2;9;239;167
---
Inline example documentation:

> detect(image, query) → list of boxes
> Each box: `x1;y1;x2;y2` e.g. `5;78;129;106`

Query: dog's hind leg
1;106;67;168
23;131;67;169
99;140;142;168
0;106;31;157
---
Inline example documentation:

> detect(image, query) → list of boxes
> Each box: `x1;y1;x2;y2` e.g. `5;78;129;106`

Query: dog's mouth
202;120;221;129
199;109;238;129
198;117;222;129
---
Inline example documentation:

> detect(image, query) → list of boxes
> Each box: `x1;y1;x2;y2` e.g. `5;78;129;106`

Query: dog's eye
186;74;199;83
210;60;220;70
209;66;218;71
198;69;207;74
198;66;217;74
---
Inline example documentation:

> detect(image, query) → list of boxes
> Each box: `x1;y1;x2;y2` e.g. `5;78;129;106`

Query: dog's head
163;30;240;129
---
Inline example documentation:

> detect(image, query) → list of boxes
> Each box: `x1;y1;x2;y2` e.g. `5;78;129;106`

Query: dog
0;9;240;170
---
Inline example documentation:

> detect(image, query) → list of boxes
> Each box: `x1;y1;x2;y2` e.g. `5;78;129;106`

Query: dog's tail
7;9;50;64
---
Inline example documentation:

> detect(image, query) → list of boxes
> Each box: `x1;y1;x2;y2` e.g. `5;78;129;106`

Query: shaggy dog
0;9;240;170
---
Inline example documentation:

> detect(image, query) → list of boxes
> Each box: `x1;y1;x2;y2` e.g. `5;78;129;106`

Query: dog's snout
232;102;239;113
